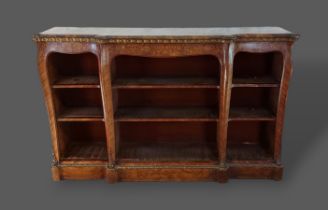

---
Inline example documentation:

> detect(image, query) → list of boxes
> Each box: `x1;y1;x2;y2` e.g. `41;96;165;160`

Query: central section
110;55;221;162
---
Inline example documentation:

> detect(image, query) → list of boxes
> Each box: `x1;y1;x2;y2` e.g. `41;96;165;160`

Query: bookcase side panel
273;44;294;164
36;42;61;163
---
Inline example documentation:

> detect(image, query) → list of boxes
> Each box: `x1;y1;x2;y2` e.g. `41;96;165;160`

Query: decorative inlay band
236;37;297;42
54;162;279;168
33;35;297;44
33;36;100;43
115;165;220;169
54;163;221;169
57;163;107;167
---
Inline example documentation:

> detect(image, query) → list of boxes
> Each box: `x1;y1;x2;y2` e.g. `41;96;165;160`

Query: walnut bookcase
34;27;299;182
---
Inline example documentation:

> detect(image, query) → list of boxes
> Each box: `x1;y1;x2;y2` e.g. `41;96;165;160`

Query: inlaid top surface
40;27;296;37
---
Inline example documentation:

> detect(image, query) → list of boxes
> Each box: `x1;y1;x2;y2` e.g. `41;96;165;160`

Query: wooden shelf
63;142;108;161
232;77;280;87
118;142;218;162
115;107;218;122
57;107;103;121
113;77;219;89
229;107;275;121
53;76;100;88
227;144;273;163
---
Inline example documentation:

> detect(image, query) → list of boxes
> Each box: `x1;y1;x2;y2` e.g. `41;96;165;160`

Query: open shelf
111;55;220;88
229;108;275;121
115;107;217;122
227;121;274;163
53;76;100;88
57;107;103;121
64;142;107;160
232;77;280;87
116;122;218;162
119;142;217;162
47;52;100;87
233;52;283;87
113;77;218;88
227;144;272;163
114;88;219;122
58;121;108;161
229;87;278;121
54;88;103;121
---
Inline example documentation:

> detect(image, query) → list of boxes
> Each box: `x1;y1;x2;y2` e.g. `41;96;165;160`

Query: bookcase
34;27;299;182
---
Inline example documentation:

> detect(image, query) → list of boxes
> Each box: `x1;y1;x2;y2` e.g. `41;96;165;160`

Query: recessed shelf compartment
227;121;275;163
229;108;275;121
229;87;278;121
233;52;283;87
111;55;220;88
117;122;218;162
112;55;221;163
47;52;100;87
116;107;217;122
58;121;108;161
57;107;104;121
64;142;107;160
232;77;280;88
115;88;218;107
113;77;218;88
114;88;219;121
52;76;100;88
54;88;103;121
227;144;273;163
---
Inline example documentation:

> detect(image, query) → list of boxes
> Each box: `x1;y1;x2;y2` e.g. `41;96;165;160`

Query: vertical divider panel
218;42;234;167
100;45;116;165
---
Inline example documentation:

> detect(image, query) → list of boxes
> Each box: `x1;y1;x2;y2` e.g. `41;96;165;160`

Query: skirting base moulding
34;27;299;183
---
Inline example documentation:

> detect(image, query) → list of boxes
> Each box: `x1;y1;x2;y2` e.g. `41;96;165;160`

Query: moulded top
34;27;299;42
40;27;295;36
